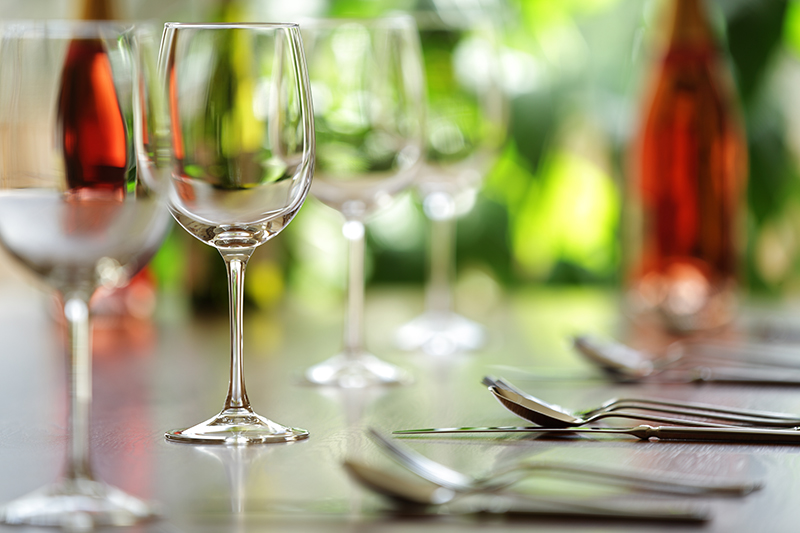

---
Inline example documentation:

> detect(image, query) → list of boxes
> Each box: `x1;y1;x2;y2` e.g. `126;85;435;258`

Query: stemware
301;17;426;388
159;23;314;443
0;21;168;527
395;9;507;356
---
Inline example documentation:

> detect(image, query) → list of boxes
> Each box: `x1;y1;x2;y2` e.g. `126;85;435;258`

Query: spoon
343;459;708;522
572;335;662;379
484;375;800;427
487;386;733;428
573;335;800;385
367;428;758;496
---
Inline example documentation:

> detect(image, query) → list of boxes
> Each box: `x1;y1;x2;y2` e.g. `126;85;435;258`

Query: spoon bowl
343;459;455;506
572;335;662;378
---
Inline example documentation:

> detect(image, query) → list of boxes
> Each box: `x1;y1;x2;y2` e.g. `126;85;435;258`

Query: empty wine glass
301;17;426;388
159;23;314;443
395;12;507;356
0;21;168;527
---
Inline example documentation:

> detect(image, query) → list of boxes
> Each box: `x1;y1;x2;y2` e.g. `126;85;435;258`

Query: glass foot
396;311;486;356
166;407;309;445
0;477;155;529
305;353;413;388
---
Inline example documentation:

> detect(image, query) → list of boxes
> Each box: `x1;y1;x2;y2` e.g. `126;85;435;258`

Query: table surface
1;279;800;532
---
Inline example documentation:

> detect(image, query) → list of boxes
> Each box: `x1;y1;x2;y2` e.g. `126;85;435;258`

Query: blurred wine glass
302;16;426;388
0;21;168;527
159;23;314;443
395;9;507;356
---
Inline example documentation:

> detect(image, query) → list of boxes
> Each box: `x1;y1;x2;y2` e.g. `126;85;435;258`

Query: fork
368;428;760;496
482;376;800;427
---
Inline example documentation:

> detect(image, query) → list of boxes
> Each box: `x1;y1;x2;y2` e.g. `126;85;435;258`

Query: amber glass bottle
625;0;748;333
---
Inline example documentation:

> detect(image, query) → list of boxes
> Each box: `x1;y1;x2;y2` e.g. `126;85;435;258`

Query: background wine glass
159;22;314;443
0;21;168;527
302;16;426;388
395;11;507;356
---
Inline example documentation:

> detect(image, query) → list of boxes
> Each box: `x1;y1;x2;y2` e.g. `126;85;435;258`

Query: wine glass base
305;353;413;388
396;311;486;356
0;477;155;529
166;408;309;445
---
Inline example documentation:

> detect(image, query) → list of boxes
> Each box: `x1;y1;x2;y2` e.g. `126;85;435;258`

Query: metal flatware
486;385;734;428
344;459;709;523
393;424;800;443
368;428;758;496
343;459;708;522
583;396;800;423
483;375;800;426
573;335;800;385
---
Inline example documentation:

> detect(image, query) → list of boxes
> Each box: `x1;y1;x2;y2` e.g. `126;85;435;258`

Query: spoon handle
664;367;800;385
393;424;800;443
452;495;708;523
507;461;760;495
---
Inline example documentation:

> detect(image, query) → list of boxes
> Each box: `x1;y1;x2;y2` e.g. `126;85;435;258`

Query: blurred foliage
88;0;800;311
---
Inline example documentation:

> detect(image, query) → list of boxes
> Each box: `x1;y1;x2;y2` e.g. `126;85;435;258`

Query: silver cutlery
484;375;800;426
582;396;800;423
368;428;758;496
393;424;800;443
343;458;709;522
573;334;800;385
486;385;735;428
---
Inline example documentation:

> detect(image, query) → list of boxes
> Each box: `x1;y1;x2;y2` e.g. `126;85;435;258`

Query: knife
393;424;800;443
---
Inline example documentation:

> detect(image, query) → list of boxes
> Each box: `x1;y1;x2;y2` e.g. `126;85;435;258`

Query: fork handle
599;403;799;427
601;397;799;421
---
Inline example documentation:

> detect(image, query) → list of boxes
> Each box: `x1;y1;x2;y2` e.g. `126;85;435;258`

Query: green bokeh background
6;0;799;313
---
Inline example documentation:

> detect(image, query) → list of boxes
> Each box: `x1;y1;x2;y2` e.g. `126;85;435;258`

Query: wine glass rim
164;22;299;30
0;19;138;37
297;14;416;30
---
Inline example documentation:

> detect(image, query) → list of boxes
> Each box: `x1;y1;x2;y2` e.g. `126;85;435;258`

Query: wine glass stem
425;214;456;315
63;294;94;482
221;249;254;412
343;220;366;357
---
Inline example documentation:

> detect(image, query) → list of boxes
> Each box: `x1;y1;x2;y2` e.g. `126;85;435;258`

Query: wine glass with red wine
0;21;168;527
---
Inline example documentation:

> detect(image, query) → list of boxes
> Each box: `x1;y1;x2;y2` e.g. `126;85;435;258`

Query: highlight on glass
0;21;169;527
158;22;314;443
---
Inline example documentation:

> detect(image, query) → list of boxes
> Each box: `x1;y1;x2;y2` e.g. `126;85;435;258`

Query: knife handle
646;425;800;443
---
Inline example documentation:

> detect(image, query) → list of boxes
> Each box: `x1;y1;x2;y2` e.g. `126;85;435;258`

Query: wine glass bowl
0;20;167;527
301;16;426;388
159;22;314;443
396;13;507;356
